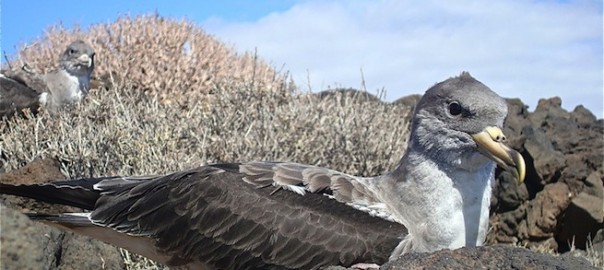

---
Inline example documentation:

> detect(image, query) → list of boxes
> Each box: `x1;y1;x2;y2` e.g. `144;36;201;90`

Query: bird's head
410;72;525;183
59;40;95;77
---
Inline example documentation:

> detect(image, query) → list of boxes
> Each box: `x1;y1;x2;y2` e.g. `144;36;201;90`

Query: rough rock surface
0;158;126;270
324;245;596;270
1;204;61;270
380;245;597;270
558;171;604;250
488;97;603;253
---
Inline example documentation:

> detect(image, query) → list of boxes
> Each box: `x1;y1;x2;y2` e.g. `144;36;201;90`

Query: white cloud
203;0;603;117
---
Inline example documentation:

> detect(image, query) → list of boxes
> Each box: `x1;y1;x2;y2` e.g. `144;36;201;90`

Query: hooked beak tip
472;127;525;183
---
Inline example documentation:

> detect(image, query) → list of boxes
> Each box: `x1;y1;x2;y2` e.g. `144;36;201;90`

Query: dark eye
69;49;76;54
448;102;463;116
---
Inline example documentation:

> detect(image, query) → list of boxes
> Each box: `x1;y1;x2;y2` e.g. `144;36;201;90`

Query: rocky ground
0;158;126;270
1;94;602;269
489;97;603;255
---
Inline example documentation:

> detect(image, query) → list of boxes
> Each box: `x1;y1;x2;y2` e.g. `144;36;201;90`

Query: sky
1;0;602;117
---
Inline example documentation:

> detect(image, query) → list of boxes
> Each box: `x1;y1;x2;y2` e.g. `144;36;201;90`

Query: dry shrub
0;78;410;179
6;13;291;108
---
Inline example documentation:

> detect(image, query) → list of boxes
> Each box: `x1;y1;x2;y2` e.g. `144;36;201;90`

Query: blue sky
1;0;298;55
1;0;602;117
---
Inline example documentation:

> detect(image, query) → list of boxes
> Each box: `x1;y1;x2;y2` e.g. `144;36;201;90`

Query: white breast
448;164;495;247
381;152;495;257
44;70;85;108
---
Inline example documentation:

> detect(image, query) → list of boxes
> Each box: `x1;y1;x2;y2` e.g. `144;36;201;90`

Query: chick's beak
78;54;93;67
471;126;525;183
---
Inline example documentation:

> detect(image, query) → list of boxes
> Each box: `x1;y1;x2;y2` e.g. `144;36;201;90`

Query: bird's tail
0;177;111;210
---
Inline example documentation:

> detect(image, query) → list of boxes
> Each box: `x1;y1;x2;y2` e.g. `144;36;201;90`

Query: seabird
0;72;525;269
0;40;95;118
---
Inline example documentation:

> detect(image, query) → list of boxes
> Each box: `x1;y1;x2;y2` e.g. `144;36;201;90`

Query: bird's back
0;69;47;118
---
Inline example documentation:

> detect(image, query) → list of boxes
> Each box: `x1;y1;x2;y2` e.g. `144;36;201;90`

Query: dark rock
486;204;527;244
380;245;597;270
562;154;595;194
572;105;597;126
0;204;60;270
491;96;603;259
577;171;603;216
491;170;529;211
0;158;74;213
0;157;66;185
489;182;573;251
53;233;126;270
490;99;532;213
529;97;570;131
557;171;604;251
503;98;531;150
530;98;602;160
524;182;572;245
0;204;126;270
0;158;126;270
522;126;565;185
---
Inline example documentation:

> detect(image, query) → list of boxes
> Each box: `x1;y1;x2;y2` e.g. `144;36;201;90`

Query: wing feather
0;71;46;118
239;161;396;221
87;163;405;269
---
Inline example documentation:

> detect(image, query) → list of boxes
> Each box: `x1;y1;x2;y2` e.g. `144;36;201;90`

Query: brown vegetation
6;14;291;108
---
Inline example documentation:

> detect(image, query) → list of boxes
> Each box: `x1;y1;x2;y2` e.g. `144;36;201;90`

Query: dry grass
585;240;603;267
508;238;604;268
0;79;409;179
569;237;603;268
6;14;291;108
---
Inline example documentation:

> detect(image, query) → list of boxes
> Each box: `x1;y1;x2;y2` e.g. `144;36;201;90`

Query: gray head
59;40;95;77
412;72;508;136
409;72;524;181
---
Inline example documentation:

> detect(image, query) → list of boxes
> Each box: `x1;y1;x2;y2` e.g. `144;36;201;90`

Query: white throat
377;148;495;258
44;69;90;108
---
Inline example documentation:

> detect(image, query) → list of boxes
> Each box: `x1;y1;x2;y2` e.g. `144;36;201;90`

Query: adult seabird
0;72;525;269
0;40;95;118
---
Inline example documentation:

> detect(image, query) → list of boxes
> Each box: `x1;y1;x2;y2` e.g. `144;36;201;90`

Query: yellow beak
471;127;525;183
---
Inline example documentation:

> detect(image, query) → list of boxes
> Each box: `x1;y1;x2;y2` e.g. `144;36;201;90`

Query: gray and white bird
0;72;525;269
0;40;95;118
